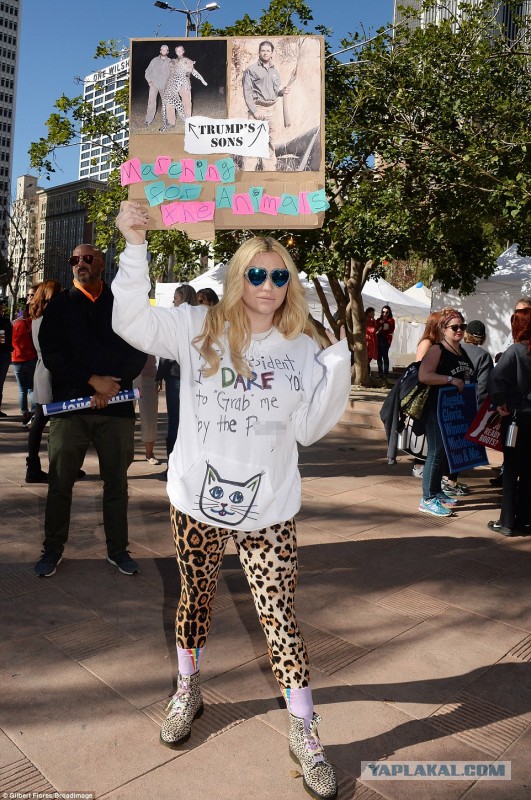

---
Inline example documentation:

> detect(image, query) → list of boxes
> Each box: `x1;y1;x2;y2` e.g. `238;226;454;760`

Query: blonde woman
111;201;350;800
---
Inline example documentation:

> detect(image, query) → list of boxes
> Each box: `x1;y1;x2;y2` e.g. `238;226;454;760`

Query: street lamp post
154;1;220;36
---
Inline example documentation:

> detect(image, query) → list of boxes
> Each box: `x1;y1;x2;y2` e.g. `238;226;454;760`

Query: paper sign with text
184;117;270;158
438;384;489;472
128;36;325;238
465;398;503;452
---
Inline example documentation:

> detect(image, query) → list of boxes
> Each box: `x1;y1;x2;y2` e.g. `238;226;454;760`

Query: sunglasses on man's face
244;266;291;288
446;323;467;332
69;254;96;267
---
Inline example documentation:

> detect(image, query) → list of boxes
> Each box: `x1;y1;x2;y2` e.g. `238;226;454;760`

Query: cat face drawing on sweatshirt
198;463;262;525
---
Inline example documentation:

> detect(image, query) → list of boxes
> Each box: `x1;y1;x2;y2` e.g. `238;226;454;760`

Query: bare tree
0;194;42;315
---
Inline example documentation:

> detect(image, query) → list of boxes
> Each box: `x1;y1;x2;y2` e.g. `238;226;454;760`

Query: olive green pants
43;414;134;556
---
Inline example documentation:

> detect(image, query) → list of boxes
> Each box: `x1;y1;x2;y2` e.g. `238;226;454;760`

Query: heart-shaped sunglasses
244;266;291;288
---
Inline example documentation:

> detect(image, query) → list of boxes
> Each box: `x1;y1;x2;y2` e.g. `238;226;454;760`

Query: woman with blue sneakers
418;308;474;517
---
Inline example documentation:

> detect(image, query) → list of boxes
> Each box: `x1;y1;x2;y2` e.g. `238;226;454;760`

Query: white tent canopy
361;277;430;321
155;264;228;308
404;281;432;304
360;278;430;366
431;244;531;356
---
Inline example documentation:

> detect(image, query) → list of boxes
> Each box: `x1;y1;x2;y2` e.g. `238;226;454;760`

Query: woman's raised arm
112;202;185;361
116;201;149;245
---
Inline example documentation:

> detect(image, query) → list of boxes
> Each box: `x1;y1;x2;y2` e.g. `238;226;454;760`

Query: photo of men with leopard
130;38;227;135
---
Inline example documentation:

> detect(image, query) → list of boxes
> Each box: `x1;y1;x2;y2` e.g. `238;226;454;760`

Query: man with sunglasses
34;244;147;578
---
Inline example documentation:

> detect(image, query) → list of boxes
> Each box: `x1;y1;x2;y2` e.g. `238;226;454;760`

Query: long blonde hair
193;236;317;378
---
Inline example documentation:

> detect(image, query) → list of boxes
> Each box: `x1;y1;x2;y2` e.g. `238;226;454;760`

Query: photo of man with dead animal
229;36;323;172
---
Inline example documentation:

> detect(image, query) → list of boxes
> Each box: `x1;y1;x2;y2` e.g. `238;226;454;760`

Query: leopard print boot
289;713;338;800
160;672;204;747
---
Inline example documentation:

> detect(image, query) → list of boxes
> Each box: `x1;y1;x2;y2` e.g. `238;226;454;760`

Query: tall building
78;57;129;182
7;175;41;301
0;0;21;283
394;0;531;36
41;178;116;287
6;174;118;305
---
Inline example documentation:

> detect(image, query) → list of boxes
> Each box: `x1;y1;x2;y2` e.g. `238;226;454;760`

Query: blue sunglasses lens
271;269;290;287
246;267;290;287
246;268;267;286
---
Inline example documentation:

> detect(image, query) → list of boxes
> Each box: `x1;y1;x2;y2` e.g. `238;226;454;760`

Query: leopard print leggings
170;507;310;690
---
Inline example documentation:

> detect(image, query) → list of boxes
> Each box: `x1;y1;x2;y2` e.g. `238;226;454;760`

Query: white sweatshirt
112;243;351;531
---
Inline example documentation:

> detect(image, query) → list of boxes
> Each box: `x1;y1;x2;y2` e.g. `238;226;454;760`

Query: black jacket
39;283;146;417
0;313;12;354
380;361;425;462
488;342;531;415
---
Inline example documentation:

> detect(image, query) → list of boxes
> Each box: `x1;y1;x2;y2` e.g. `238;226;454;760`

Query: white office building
9;174;41;291
78;57;129;182
394;0;531;37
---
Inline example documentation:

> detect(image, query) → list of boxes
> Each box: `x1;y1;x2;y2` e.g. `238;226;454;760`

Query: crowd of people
2;204;531;798
0;276;223;481
1;257;529;546
395;298;531;533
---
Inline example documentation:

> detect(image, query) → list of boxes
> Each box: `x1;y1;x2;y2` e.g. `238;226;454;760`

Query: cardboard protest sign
126;36;325;239
437;384;489;472
465;398;503;452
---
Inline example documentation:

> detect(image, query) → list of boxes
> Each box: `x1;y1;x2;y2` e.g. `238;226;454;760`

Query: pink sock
177;646;203;676
285;685;314;727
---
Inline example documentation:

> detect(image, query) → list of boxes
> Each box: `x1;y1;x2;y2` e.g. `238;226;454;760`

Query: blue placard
437;384;488;472
43;388;139;417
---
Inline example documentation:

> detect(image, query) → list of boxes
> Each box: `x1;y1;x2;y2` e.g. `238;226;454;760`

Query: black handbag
398;362;431;421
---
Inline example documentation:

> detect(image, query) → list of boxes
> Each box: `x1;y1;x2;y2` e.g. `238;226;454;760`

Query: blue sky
12;0;393;188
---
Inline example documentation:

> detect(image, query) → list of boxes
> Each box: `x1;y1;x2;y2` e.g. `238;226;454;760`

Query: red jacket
11;317;37;363
375;316;395;345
